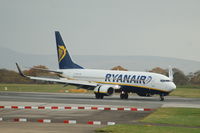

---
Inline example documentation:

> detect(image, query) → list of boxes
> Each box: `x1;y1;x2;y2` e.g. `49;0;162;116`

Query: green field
96;124;200;133
141;108;200;126
0;84;77;93
96;108;200;133
171;87;200;98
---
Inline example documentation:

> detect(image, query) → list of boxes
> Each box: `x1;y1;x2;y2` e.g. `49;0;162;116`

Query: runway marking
87;121;101;125
14;118;27;122
0;105;153;111
63;120;77;124
37;119;51;123
107;122;116;125
0;117;116;125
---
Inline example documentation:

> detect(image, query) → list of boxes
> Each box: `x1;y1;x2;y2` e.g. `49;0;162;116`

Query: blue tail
55;31;84;69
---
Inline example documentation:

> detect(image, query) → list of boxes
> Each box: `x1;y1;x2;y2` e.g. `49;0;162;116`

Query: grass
96;124;200;133
171;87;200;98
141;108;200;126
96;108;200;133
0;84;78;93
177;85;200;89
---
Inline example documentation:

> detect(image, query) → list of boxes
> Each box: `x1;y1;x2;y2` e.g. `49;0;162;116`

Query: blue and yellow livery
16;31;176;101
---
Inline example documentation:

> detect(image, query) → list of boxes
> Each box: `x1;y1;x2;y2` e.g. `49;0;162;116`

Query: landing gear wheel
124;93;128;99
120;94;124;99
120;92;128;99
95;93;104;99
160;94;164;101
100;94;104;99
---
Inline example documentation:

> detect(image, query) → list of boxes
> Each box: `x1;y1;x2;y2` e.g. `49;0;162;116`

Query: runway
0;92;200;108
0;92;200;133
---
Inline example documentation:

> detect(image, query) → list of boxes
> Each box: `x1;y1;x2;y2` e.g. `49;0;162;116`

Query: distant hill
0;47;200;74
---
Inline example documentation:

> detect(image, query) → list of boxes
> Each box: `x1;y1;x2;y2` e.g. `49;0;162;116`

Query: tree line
0;65;199;86
0;65;57;84
112;66;200;86
149;67;200;85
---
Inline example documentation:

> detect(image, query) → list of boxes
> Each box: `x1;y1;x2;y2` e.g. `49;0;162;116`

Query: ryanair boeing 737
16;31;176;101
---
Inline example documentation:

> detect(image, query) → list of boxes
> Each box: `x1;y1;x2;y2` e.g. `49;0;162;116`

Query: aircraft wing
27;67;63;74
29;76;97;86
16;63;97;87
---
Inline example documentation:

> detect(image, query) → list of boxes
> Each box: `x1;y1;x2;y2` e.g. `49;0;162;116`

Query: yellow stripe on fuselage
95;81;169;93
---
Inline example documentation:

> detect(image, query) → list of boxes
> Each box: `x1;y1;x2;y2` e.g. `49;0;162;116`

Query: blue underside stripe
96;81;169;93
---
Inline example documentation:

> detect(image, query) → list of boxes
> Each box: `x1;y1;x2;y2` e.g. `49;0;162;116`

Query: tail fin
55;31;83;69
168;66;173;81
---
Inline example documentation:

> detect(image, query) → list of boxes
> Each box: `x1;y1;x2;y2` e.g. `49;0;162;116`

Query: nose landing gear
160;93;164;101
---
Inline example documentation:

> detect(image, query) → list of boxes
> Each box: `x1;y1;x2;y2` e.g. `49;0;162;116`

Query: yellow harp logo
58;46;67;62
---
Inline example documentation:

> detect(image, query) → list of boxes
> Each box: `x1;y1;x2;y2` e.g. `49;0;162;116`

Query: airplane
16;31;176;101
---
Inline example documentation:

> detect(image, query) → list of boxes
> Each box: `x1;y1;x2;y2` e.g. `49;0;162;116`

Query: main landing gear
95;93;104;99
120;91;128;99
160;93;164;101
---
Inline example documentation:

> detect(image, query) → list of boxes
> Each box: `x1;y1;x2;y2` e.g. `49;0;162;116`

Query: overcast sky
0;0;200;62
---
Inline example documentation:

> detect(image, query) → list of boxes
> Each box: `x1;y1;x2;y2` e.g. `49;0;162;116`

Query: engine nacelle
94;85;116;96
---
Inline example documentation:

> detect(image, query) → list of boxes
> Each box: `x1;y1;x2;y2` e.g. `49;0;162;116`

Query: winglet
16;63;26;77
168;66;173;81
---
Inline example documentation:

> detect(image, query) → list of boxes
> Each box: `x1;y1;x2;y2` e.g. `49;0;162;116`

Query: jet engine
94;85;115;96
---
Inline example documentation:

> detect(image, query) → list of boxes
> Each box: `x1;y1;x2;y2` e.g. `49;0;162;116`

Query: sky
0;0;200;62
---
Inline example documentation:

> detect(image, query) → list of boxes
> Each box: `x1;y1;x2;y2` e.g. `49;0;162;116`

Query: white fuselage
59;69;176;93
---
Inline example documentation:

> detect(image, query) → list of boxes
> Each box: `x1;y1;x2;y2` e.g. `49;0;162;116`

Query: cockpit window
160;79;171;82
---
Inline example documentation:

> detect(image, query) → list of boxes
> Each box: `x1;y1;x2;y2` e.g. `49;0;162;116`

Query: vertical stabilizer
55;31;83;69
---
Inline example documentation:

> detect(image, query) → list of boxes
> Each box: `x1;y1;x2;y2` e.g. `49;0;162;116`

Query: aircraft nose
170;82;176;90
